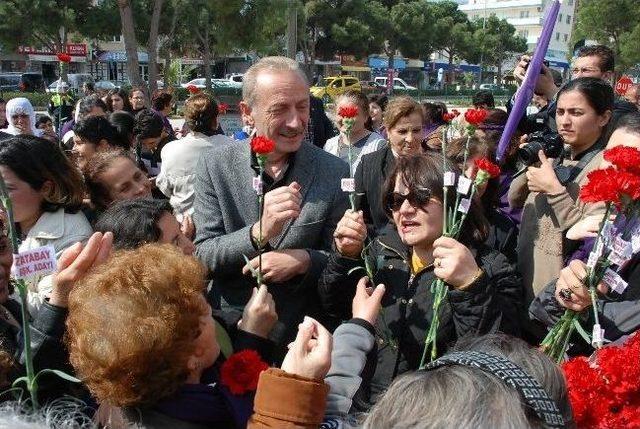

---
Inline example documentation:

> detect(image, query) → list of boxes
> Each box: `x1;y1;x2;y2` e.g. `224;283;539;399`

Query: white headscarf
3;97;43;137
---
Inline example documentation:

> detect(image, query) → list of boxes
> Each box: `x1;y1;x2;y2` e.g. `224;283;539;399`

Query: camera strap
554;138;605;184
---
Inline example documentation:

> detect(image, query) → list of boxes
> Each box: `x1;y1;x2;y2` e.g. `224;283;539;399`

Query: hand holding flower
333;209;367;258
432;237;480;289
555;260;608;312
251;182;301;245
352;277;385;326
281;317;333;380
238;284;278;338
243;249;310;283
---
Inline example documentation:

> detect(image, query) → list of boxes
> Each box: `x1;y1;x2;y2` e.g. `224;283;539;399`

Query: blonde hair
383;96;425;131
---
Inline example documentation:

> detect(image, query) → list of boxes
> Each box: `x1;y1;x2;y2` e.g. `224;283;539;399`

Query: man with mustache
193;56;349;357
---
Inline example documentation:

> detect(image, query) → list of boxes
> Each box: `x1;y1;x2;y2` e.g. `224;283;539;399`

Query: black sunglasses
386;188;432;212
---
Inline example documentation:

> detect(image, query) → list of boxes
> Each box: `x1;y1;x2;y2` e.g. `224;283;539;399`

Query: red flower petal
186;85;200;94
56;53;71;63
579;168;620;204
250;135;276;155
604;145;640;175
338;105;359;119
220;349;269;395
474;157;501;178
464;108;488;126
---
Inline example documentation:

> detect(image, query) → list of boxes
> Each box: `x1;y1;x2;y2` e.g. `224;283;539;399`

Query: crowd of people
0;44;636;428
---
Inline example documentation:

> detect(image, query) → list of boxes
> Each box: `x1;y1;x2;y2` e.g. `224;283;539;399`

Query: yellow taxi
310;76;361;103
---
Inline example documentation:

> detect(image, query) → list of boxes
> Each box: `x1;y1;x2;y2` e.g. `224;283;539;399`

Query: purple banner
496;0;561;162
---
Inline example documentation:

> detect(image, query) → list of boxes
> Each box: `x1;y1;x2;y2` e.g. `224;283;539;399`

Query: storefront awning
368;56;406;70
97;51;148;63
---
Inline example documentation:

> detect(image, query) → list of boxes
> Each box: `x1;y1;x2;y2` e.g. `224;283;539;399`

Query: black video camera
517;131;564;166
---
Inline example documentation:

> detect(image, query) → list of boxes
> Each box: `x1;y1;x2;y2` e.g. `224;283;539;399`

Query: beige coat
510;152;605;304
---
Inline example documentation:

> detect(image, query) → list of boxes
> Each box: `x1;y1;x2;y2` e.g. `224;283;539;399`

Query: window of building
566;15;571;24
556;32;560;41
520;10;530;18
568;0;573;5
564;34;568;42
558;13;563;22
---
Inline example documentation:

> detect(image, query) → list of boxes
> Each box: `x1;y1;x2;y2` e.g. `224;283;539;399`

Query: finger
255;284;268;302
57;241;84;272
95;232;113;265
305;316;332;355
597;282;609;295
67;232;105;273
433;236;458;249
289;181;301;192
370;284;386;304
355;276;369;299
568;260;588;282
538;150;548;164
292;317;315;355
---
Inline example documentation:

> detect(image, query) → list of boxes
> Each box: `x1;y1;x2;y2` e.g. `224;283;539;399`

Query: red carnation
442;112;456;123
614;169;640;202
464;108;488;126
186;84;200;94
604;145;640;175
218;102;229;114
474;158;501;178
579;168;621;205
338;105;359;119
220;349;268;395
250;135;275;155
56;53;71;63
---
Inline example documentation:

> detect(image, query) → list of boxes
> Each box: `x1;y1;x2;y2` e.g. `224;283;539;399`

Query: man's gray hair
242;56;308;107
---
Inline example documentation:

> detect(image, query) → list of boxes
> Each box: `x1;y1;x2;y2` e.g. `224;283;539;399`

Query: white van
374;77;417;91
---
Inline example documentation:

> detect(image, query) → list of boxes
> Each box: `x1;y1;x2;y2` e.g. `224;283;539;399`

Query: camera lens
517;141;544;165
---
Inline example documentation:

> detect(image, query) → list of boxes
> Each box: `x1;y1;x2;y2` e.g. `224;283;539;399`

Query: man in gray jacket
193;56;349;350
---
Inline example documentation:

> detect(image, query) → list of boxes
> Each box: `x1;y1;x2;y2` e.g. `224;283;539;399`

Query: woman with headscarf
2;98;43;137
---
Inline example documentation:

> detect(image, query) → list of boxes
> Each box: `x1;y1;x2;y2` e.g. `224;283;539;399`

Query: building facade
460;0;577;72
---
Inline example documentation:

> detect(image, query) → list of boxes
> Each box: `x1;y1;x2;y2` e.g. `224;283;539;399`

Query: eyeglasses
571;67;601;75
386;188;432;212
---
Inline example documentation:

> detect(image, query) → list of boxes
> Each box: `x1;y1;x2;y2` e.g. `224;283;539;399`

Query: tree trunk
117;0;145;94
147;0;164;95
203;29;213;93
447;49;454;84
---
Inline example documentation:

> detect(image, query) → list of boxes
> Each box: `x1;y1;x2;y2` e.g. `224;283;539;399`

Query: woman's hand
238;284;278;338
555;260;607;312
49;232;113;308
333;210;367;258
281;317;332;380
352;277;385;326
432;237;480;289
181;214;195;240
566;214;613;241
526;151;565;194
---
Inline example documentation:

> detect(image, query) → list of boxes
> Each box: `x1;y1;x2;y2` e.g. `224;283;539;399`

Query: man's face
242;71;310;155
571;55;612;81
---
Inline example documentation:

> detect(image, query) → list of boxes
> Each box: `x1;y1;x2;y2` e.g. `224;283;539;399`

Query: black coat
354;145;395;235
317;225;523;405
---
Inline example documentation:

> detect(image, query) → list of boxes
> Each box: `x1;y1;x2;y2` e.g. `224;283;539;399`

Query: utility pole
286;0;297;59
478;0;487;85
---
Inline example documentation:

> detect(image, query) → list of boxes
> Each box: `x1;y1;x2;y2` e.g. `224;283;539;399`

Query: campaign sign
12;245;57;280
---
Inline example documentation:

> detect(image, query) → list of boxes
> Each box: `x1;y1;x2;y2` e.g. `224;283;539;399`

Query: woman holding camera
509;77;613;305
319;153;522;406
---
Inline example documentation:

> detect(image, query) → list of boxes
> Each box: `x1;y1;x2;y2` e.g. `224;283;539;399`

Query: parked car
67;74;95;93
360;80;386;95
374;77;417;91
479;83;501;91
225;73;244;84
181;78;240;89
0;72;45;92
95;80;119;91
310;76;361;103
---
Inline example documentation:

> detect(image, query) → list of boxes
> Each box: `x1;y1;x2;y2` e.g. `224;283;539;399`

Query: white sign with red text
11;245;57;280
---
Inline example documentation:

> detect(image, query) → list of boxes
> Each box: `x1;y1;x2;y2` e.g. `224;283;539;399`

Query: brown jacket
509;151;605;304
248;368;329;428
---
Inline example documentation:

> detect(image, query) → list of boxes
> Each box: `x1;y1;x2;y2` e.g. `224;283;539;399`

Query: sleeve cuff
253;368;329;425
347;318;376;336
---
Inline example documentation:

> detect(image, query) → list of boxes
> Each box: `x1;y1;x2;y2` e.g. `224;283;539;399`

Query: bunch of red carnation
580;146;640;208
464;108;488;126
338;105;358;119
220;349;269;395
562;332;640;428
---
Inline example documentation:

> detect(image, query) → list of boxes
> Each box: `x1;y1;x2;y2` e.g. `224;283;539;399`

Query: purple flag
496;0;561;162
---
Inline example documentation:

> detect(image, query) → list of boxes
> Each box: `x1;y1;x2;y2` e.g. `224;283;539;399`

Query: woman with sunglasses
318;153;522;407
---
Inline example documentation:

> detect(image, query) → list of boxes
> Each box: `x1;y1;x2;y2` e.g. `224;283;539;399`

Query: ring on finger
559;288;573;301
435;258;442;268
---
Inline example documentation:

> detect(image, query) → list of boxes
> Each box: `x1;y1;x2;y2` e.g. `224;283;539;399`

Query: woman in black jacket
318;153;523;407
354;96;426;235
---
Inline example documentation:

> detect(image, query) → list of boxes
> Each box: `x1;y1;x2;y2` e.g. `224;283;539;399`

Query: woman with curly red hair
67;244;277;428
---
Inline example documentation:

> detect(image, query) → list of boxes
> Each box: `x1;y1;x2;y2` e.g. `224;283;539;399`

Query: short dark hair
368;94;388;111
183;94;218;135
95;198;173;250
422;102;447;126
73;116;130;150
134;109;164;139
557;77;614;115
0;136;85;212
382;153;489;245
577;45;615;72
472;90;495;109
83;82;95;92
615;112;640;136
109;111;135;146
151;91;173;111
78;95;108;120
35;115;53;127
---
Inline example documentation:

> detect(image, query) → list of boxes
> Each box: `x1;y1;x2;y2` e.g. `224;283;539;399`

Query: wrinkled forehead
254;70;309;106
573;55;602;70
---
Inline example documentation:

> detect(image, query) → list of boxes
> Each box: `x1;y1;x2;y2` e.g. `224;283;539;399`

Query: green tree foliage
473;15;527;82
572;0;640;72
